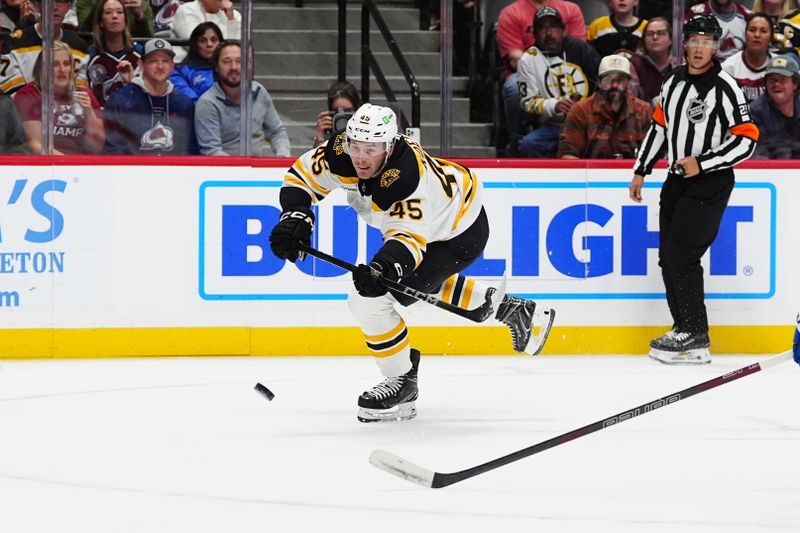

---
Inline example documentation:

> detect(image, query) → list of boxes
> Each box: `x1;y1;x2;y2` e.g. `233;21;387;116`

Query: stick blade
369;449;435;488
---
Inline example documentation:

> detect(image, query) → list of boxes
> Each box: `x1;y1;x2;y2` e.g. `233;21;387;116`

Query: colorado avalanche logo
88;62;108;84
55;113;79;127
140;121;175;151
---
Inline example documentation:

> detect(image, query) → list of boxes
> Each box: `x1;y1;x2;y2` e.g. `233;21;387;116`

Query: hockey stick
298;243;506;323
370;350;793;488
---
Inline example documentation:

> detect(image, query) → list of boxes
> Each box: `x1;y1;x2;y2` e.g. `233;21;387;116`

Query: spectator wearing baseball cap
750;54;800;158
103;37;198;155
496;0;587;149
558;53;652;159
516;6;600;157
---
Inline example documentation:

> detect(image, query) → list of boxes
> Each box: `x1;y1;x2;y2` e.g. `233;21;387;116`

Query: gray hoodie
194;81;290;157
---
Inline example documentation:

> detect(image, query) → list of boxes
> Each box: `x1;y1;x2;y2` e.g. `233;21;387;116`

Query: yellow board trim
0;326;792;359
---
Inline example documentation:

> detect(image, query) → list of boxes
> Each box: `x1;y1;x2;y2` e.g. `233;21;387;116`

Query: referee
628;15;759;365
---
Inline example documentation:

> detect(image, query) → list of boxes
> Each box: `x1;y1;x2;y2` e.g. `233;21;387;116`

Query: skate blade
357;401;417;423
649;347;711;365
524;307;555;356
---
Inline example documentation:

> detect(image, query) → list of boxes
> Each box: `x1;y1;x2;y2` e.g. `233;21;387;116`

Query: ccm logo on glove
269;206;315;263
353;259;403;298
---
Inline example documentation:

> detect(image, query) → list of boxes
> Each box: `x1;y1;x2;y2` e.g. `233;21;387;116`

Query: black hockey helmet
682;15;723;41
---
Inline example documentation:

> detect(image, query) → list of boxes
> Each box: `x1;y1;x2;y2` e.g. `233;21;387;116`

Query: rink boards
0;156;796;358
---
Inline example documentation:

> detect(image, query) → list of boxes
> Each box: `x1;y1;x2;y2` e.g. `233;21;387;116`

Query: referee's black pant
658;169;734;335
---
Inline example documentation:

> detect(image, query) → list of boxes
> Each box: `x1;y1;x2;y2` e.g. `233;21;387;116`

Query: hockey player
269;103;554;423
629;15;758;365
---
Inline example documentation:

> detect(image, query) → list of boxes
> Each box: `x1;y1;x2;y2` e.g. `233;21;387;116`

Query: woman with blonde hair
14;40;105;154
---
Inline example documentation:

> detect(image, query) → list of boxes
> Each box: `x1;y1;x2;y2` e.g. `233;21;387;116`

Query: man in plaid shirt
558;54;652;159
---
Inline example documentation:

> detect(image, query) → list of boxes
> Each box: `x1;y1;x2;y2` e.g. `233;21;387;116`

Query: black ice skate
649;331;711;365
495;295;555;355
357;349;420;423
648;328;679;360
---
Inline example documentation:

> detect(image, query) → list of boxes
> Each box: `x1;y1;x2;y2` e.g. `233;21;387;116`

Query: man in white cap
103;38;197;154
558;53;652;159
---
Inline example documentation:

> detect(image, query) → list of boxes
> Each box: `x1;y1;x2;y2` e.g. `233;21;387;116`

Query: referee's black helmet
683;15;723;41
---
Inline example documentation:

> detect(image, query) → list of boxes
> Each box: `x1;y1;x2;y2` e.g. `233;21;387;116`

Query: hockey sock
436;274;493;311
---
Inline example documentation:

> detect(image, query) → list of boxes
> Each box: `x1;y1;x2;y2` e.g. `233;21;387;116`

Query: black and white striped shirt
634;62;759;176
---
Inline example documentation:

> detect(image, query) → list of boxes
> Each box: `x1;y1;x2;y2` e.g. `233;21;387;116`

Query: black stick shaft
299;244;488;322
431;353;791;488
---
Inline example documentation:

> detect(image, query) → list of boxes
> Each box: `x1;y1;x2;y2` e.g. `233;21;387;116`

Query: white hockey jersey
721;50;770;104
281;134;482;270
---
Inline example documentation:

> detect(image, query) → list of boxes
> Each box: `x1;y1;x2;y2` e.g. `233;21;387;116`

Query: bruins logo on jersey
380;168;401;188
333;132;346;155
545;61;590;99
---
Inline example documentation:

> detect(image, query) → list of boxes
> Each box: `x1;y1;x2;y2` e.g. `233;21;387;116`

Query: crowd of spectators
2;1;800;161
494;0;800;159
0;0;288;157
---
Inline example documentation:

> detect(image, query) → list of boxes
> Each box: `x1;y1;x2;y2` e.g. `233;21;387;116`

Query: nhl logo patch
686;98;708;123
380;168;401;188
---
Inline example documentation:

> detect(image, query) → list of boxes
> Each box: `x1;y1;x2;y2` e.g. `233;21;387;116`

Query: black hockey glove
269;206;314;263
353;258;402;298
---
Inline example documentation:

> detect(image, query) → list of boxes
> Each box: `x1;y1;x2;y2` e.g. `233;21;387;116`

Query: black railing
347;0;420;131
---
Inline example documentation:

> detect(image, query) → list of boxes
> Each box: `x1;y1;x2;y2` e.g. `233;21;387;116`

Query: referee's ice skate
357;349;420;423
649;331;711;365
648;329;678;359
495;295;555;355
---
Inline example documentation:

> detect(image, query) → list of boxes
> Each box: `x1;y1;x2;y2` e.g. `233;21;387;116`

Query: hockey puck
254;383;275;401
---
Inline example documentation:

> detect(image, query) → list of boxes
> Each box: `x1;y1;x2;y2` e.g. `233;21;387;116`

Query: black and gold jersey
280;134;482;270
0;25;89;94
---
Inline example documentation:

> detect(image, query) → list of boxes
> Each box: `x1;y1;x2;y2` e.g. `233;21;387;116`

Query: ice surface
0;355;797;532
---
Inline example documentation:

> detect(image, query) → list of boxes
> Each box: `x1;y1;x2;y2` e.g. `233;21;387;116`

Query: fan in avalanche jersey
268;103;555;423
685;0;751;60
